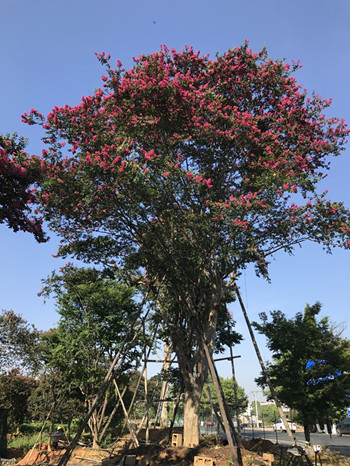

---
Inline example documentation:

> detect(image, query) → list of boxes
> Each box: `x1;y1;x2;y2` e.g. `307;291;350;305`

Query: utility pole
252;391;259;428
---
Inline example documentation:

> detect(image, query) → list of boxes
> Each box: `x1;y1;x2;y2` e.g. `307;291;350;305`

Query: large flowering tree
0;134;46;242
23;43;350;446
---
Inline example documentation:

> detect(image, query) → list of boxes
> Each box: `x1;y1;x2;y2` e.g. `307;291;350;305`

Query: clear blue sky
1;0;350;400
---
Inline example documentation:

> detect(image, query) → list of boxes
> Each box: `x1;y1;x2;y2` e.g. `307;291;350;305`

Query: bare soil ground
10;428;350;465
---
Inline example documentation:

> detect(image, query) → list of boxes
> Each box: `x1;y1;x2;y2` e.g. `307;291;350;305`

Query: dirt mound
15;444;110;466
123;442;272;465
7;448;25;459
241;438;283;454
136;427;183;444
16;446;65;466
9;431;296;466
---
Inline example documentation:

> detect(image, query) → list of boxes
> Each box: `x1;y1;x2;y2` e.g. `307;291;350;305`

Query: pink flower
163;171;170;177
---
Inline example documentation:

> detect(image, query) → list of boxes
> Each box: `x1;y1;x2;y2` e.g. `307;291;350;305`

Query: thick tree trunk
159;378;169;427
158;275;223;447
183;387;201;447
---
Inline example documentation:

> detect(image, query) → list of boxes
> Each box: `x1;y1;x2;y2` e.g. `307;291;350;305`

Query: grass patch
8;422;52;454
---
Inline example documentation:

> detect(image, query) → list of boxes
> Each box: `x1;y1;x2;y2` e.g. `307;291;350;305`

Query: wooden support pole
25;403;55;466
229;341;242;438
158;341;172;427
203;343;243;466
206;383;220;444
113;380;139;447
167;388;183;443
143;356;240;363
143;323;150;444
234;284;295;443
119;325;159;437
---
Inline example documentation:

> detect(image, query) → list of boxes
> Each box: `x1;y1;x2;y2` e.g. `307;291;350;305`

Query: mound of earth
124;442;273;465
111;430;278;465
12;435;275;466
15;443;111;466
12;429;350;465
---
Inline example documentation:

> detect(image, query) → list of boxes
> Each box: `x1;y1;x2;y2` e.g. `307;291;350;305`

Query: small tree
0;310;40;375
253;302;350;441
24;44;350;445
201;377;248;420
257;403;280;425
28;359;85;438
0;369;37;432
40;266;143;447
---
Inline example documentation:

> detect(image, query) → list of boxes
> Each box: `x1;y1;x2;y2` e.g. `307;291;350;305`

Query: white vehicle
273;419;296;433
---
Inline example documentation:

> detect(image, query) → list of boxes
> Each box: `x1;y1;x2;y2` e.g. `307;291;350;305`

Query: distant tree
0;368;37;432
28;360;85;437
24;43;350;446
0;133;46;241
253;302;350;441
257;402;280;425
0;310;40;375
201;377;248;420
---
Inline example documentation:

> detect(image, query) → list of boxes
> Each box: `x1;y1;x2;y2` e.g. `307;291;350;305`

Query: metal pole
253;391;259;428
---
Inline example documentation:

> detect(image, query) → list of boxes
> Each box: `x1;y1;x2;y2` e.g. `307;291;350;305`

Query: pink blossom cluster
21;43;350;266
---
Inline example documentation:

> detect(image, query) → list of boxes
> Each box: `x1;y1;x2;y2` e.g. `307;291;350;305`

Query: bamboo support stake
155;341;172;427
229;341;242;439
234;284;295;443
167;387;183;443
119;325;159;437
113;380;139;447
25;403;55;465
206;382;220;444
143;323;150;444
204;343;243;466
98;386;127;443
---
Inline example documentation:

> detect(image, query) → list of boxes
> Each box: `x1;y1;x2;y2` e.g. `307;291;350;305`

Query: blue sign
306;360;341;385
347;407;350;417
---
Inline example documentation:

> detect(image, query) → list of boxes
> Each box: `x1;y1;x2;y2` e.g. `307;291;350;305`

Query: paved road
240;427;350;456
200;425;350;456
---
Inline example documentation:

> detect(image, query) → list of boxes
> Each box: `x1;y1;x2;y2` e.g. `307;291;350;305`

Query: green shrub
19;423;50;435
8;432;49;454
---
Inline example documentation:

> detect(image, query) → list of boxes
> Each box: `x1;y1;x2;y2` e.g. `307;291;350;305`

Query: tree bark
303;422;311;443
156;275;222;447
183;388;201;447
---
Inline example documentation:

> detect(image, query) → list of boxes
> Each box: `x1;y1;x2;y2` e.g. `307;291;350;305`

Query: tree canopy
0;369;37;431
253;302;350;440
0;309;40;375
0;134;46;242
